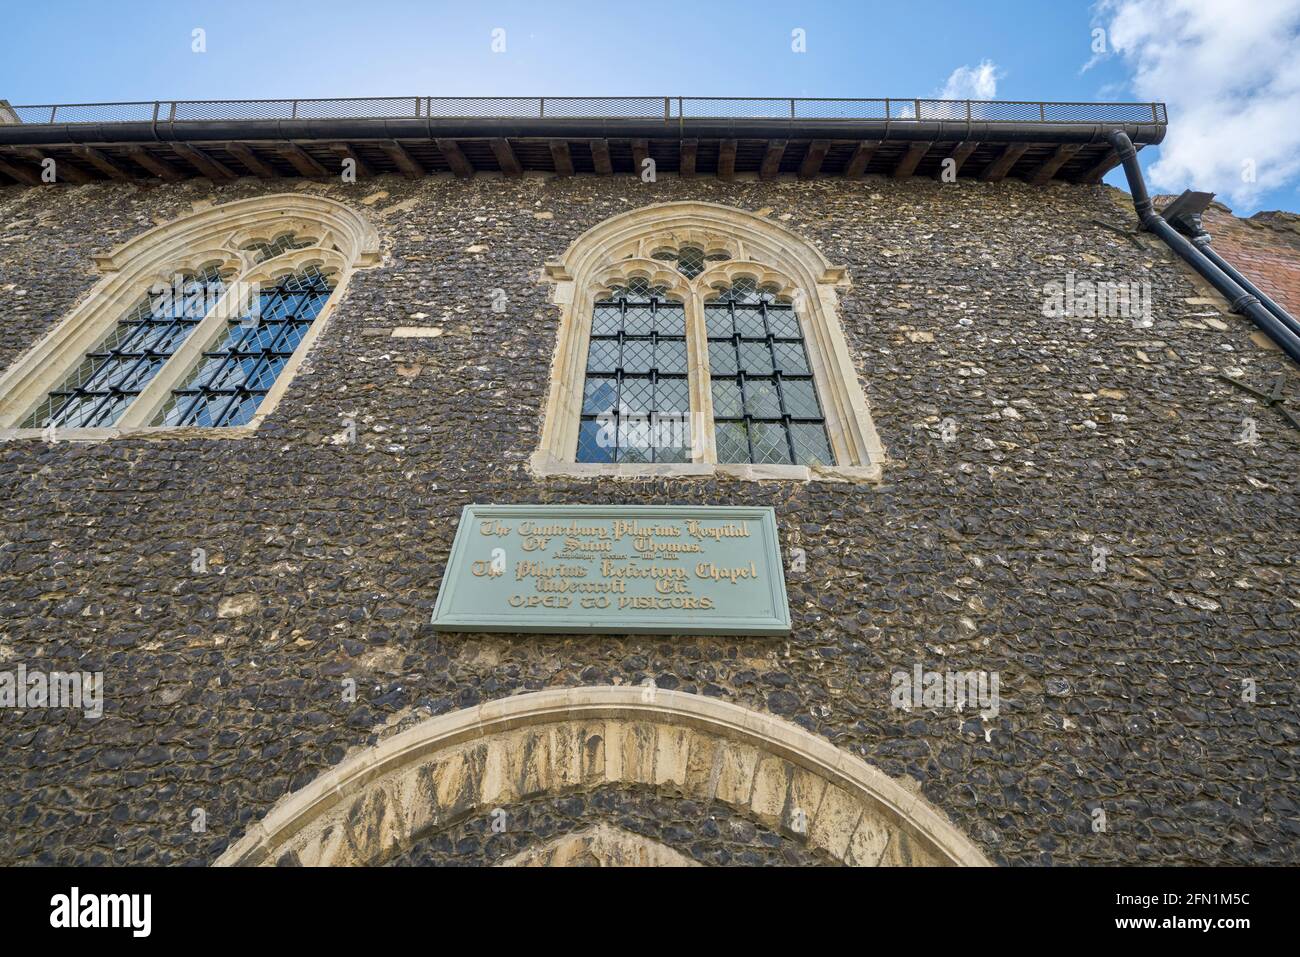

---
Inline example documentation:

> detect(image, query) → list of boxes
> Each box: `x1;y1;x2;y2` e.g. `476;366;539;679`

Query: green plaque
430;505;791;635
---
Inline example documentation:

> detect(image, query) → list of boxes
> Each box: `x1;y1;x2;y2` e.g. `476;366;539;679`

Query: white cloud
937;60;1002;100
1094;0;1300;210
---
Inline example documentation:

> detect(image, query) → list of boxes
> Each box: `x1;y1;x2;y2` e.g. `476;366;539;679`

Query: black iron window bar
22;265;227;429
706;297;833;466
152;268;333;428
577;293;689;463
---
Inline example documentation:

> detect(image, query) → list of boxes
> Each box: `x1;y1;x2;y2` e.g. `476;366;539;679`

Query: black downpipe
1193;237;1300;340
1106;129;1300;365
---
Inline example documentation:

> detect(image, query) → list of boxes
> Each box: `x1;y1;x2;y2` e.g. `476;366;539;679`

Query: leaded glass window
574;273;835;468
243;233;318;264
706;279;833;466
650;245;731;280
20;264;228;429
577;278;690;463
151;266;334;428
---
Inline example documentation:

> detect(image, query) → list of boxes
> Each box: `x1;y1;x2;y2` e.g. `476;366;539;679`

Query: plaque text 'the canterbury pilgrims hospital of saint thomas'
430;505;792;635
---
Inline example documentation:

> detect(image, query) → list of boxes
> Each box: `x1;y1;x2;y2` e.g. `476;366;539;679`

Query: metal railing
7;96;1168;125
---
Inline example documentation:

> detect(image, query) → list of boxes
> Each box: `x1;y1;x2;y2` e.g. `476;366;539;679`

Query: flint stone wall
0;171;1296;866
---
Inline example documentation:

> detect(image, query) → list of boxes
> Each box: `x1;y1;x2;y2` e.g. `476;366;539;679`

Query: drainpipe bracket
1229;292;1261;314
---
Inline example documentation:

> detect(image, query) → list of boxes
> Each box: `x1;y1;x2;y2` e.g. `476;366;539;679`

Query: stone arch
92;193;379;275
546;200;843;293
495;824;701;867
216;687;991;867
534;201;885;482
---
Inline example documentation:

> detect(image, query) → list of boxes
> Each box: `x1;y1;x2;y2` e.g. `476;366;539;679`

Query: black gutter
0;117;1167;147
1107;129;1300;365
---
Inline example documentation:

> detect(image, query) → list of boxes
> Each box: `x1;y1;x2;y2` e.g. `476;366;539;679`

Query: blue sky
3;0;1298;213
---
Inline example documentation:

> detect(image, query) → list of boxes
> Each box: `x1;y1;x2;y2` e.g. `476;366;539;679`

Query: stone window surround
533;201;886;483
0;194;380;442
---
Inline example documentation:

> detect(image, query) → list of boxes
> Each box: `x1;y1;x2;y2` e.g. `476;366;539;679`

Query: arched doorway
217;686;991;867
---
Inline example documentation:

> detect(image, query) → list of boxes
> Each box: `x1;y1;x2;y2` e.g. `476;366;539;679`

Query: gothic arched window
0;195;378;437
541;202;884;482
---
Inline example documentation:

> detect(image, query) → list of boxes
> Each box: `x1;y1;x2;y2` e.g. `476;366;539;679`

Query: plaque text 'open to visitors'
430;505;791;635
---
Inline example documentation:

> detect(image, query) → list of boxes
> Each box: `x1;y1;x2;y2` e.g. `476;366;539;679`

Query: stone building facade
0;105;1297;866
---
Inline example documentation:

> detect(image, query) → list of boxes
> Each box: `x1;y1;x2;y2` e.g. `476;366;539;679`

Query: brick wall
1190;199;1300;316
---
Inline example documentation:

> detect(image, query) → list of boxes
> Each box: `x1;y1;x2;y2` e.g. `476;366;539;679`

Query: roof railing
5;96;1168;126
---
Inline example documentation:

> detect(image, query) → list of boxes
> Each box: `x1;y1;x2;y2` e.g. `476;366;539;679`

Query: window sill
528;451;882;483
